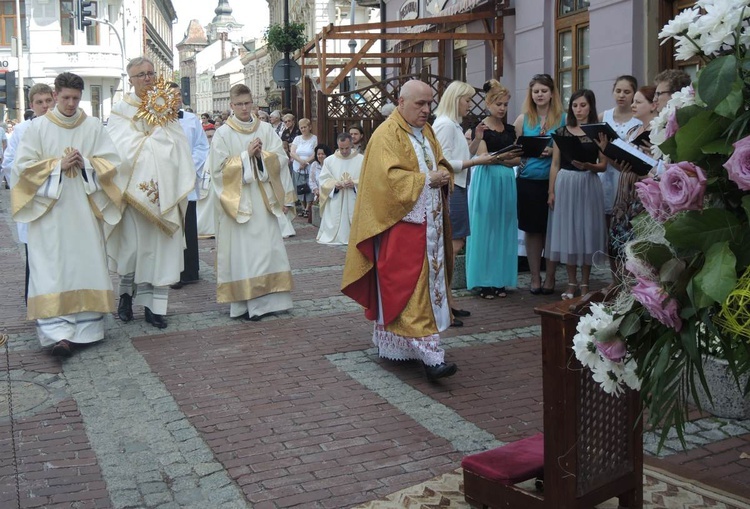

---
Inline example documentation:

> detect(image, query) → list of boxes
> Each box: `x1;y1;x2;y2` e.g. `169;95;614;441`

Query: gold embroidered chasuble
208;115;295;308
11;107;123;320
341;109;454;338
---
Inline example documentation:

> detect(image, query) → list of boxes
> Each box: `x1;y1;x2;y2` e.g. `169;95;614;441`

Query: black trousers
25;243;30;305
180;201;200;282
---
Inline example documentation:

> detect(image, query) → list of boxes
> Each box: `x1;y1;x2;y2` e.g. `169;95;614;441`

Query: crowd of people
1;55;692;381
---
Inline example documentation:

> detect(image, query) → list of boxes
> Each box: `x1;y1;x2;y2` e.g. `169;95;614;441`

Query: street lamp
348;39;356;91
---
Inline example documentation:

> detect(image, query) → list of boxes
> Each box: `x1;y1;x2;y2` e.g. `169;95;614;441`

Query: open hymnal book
603;138;658;176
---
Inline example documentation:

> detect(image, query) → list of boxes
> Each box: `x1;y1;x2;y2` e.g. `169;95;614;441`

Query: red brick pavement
1;209;750;507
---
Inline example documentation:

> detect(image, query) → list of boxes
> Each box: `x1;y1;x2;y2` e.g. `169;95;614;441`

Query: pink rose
595;339;627;362
625;257;656;279
724;135;750;191
665;111;679;139
635;178;670;222
659;161;706;214
631;278;683;332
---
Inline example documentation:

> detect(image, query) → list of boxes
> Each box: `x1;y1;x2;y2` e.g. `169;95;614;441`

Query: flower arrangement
573;0;750;448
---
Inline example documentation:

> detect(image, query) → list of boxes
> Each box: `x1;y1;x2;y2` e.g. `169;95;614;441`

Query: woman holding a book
433;81;503;319
598;76;641;223
546;89;607;300
512;74;566;295
464;80;523;299
606;85;659;267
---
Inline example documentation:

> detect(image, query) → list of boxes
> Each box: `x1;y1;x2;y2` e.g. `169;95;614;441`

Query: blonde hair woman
290;118;317;217
433;81;510;320
465;80;523;299
512;74;566;295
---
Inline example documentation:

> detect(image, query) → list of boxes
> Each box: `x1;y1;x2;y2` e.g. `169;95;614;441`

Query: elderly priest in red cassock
341;80;459;381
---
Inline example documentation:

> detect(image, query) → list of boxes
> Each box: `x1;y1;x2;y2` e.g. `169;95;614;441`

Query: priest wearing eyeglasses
105;56;196;329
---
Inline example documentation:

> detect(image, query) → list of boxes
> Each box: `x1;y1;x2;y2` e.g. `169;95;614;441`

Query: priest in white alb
11;72;123;357
208;84;295;321
316;132;363;246
106;57;196;329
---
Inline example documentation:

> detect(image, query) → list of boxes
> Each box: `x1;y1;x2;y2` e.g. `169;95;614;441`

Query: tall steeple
212;0;236;24
206;0;244;43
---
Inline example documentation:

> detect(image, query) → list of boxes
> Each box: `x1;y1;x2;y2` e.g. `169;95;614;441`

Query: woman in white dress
290;118;318;218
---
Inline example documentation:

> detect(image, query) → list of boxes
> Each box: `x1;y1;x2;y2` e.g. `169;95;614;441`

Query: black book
550;133;596;163
490;143;523;156
515;136;551;158
580;122;620;142
602;138;658;177
631;130;651;147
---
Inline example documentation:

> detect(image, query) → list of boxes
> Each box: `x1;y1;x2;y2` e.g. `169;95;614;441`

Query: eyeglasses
130;71;156;80
654;90;672;99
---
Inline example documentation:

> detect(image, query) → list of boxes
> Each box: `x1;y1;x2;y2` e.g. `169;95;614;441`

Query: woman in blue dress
465;80;523;298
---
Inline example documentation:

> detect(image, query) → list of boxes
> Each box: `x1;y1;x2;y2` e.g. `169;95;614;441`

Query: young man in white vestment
11;73;123;357
106;57;196;329
3;83;55;303
316;132;363;246
208;84;295;321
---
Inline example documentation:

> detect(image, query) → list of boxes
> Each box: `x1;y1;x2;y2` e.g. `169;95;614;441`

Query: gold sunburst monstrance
135;76;180;127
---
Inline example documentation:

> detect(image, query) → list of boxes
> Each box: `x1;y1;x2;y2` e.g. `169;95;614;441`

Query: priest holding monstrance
106;57;196;329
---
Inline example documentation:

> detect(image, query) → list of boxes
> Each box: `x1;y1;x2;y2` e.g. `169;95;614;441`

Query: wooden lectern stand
463;296;644;508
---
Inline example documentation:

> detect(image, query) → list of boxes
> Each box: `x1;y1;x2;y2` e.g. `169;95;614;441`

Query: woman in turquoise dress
466;80;523;298
512;74;566;294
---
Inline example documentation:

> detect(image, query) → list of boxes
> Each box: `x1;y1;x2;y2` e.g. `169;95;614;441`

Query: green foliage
263;23;307;53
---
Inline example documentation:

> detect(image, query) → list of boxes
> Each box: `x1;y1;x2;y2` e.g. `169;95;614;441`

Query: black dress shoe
451;318;463;328
144;307;167;329
424;362;458;381
118;294;133;322
234;312;262;321
170;281;184;289
451;308;471;317
51;340;74;358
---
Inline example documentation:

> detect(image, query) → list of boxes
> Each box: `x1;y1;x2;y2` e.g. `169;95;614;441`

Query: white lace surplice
372;128;450;366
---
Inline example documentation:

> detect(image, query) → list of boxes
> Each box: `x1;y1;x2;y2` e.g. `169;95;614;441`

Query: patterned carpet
352;467;750;509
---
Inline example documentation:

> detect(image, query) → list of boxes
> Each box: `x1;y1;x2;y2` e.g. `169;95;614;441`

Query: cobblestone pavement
0;188;749;508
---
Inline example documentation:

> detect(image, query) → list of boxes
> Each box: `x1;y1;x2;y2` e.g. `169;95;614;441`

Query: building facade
0;0;175;122
375;0;697;116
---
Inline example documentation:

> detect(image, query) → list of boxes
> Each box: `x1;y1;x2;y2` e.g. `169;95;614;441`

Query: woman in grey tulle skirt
545;90;607;299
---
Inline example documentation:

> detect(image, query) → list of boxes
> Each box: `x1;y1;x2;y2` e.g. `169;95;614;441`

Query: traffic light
76;0;95;31
180;77;191;106
0;71;18;113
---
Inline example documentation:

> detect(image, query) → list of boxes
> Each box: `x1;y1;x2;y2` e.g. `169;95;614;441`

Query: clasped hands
428;169;451;188
61;148;84;171
335;178;355;190
247;139;263;158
